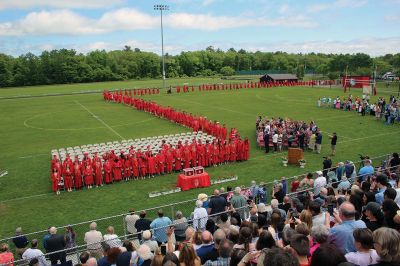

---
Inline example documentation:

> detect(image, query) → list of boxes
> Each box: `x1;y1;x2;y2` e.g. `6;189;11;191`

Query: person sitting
345;228;379;266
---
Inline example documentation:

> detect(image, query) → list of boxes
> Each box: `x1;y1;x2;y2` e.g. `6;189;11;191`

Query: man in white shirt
84;222;103;260
314;171;327;196
22;239;48;266
125;209;139;237
193;200;208;231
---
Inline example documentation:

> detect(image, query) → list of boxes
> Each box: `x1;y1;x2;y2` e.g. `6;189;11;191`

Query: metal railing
4;206;250;266
0;153;394;257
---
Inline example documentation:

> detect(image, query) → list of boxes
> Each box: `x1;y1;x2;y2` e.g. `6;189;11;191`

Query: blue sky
0;0;399;56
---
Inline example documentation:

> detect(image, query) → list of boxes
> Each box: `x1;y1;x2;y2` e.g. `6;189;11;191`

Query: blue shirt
358;165;374;181
316;134;322;144
150;216;172;243
329;220;366;254
375;188;386;205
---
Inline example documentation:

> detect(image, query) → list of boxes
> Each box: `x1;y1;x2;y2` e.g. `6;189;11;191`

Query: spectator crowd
2;153;400;266
317;95;399;125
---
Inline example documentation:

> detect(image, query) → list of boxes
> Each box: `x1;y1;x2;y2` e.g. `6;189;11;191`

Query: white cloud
279;4;290;14
0;8;317;36
0;9;159;36
166;13;316;30
385;14;400;22
308;0;368;13
229;37;400;57
0;0;123;10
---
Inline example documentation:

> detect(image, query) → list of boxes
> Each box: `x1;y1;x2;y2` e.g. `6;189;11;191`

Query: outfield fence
0;153;394;258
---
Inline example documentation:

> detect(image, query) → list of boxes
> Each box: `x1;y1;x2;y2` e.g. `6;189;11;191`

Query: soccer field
0;78;399;239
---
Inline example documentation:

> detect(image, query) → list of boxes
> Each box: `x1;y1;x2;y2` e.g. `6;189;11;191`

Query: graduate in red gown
138;152;147;178
130;153;139;179
103;159;113;184
243;138;250;161
212;143;219;166
205;141;212;167
197;141;205;167
63;165;73;192
83;163;94;189
93;159;103;187
62;154;73;171
165;149;174;174
123;154;131;181
51;155;61;171
236;138;244;161
73;156;83;189
51;168;61;195
190;141;197;167
224;141;230;163
230;140;237;162
112;158;122;182
174;147;182;171
147;152;156;178
182;146;191;169
219;142;225;165
156;150;165;175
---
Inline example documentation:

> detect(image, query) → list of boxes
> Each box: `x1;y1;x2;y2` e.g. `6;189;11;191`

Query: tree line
0;45;399;87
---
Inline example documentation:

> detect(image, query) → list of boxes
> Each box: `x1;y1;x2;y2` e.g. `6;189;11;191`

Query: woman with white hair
192;200;208;231
136;244;153;266
103;226;122;248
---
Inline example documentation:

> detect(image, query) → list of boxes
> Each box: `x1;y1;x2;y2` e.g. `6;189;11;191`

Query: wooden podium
288;148;304;165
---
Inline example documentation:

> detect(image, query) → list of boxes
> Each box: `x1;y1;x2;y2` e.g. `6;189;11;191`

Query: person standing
263;123;270;153
84;222;103;260
208;190;227;220
150;210;172;245
135;211;151;241
12;227;29;259
322;156;332;179
329;133;337;156
230;187;248;220
64;226;76;249
125;209;139;238
46;227;66;265
315;132;322;154
193;200;208;231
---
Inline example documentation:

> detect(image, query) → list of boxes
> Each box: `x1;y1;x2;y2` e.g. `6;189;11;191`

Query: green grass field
0;78;399;241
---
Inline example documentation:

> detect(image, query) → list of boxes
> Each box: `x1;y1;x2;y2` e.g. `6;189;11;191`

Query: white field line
0;193;50;203
339;131;399;144
19;153;48;159
74;100;124;140
320;131;353;141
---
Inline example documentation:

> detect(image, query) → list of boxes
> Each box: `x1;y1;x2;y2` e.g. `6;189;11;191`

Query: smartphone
160;244;167;255
327;204;334;216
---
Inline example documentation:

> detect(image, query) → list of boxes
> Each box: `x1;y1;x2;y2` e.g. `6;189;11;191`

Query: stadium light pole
154;4;169;91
